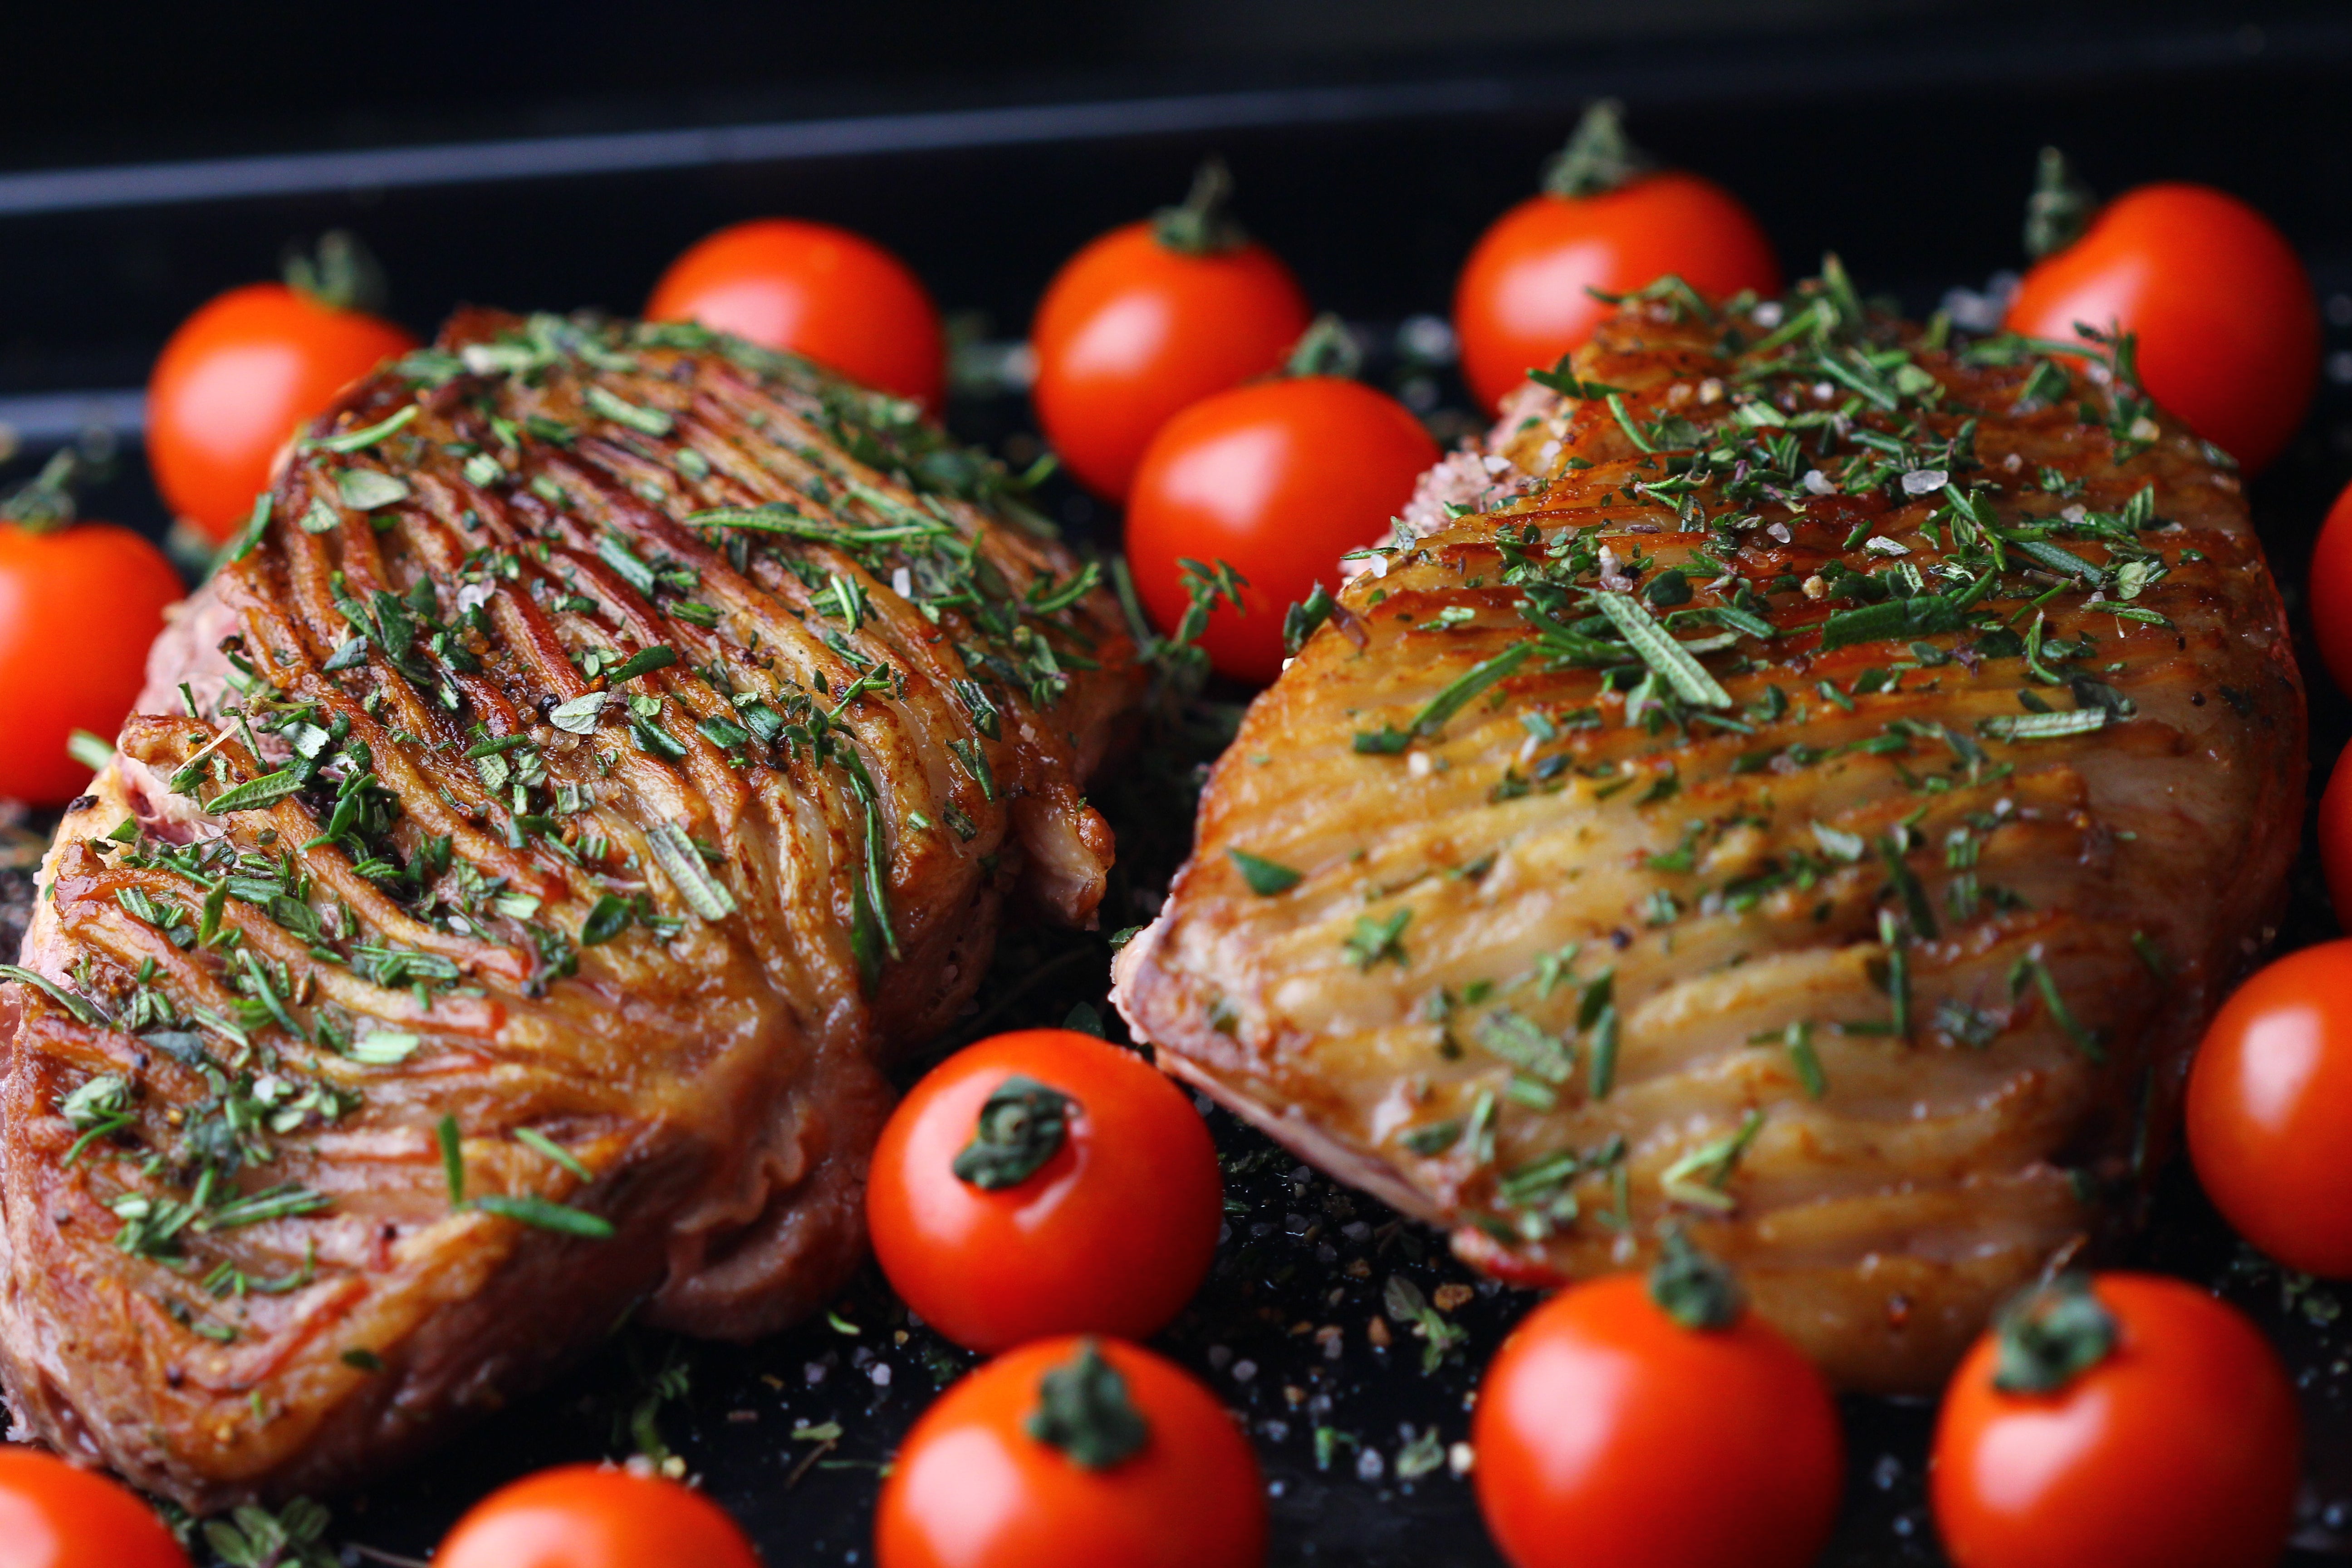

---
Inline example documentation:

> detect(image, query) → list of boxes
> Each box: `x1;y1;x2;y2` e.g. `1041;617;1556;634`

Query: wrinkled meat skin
0;310;1141;1508
1117;304;2303;1393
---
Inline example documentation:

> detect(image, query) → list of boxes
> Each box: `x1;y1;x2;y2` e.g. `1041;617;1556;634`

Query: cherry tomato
1931;1272;2298;1568
2005;183;2317;476
147;283;417;542
1471;1264;1843;1568
876;1335;1265;1568
2323;747;2352;924
867;1029;1220;1353
1454;104;1778;413
2308;479;2352;697
1030;165;1311;503
2185;938;2352;1276
1125;377;1438;685
0;515;182;805
435;1464;761;1568
647;219;943;407
0;1448;191;1568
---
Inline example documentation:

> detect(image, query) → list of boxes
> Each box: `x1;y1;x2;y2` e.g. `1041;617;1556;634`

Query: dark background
9;4;2352;1564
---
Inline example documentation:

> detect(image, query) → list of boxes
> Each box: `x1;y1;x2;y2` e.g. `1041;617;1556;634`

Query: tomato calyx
2023;146;2099;261
952;1075;1074;1190
1283;313;1364;380
1540;98;1654;200
282;229;390;314
1024;1339;1150;1470
1647;1227;1744;1330
0;441;107;535
1990;1272;2118;1393
1152;158;1249;257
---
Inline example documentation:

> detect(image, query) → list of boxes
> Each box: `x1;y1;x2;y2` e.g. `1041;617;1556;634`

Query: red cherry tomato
2309;479;2352;697
875;1336;1265;1568
435;1465;761;1568
647;219;944;408
147;283;418;542
2005;183;2317;476
1471;1271;1842;1568
1454;172;1779;413
0;1448;192;1568
1931;1273;2299;1568
1125;377;1438;685
1030;197;1311;503
866;1029;1221;1354
2186;938;2352;1276
2322;745;2352;926
0;518;182;805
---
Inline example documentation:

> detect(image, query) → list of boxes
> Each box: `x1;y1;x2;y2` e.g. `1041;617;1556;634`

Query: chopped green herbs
1343;910;1411;971
1227;848;1303;896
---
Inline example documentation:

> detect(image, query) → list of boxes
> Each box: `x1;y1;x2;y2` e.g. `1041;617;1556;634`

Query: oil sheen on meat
0;310;1140;1507
1115;281;2304;1393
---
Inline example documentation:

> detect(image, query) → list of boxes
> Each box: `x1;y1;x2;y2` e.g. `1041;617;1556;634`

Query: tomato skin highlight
1030;221;1311;503
647;219;944;408
0;1448;193;1568
2309;478;2352;698
1453;172;1780;414
1930;1273;2298;1568
146;283;418;542
1470;1273;1842;1568
1124;377;1439;686
867;1029;1221;1353
2186;939;2352;1277
2004;183;2317;476
433;1464;761;1568
875;1336;1266;1568
0;521;183;805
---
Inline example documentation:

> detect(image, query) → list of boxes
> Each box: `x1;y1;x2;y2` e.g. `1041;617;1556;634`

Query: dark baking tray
8;10;2352;1562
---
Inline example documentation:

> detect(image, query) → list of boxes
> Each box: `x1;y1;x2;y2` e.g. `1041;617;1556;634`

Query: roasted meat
1114;279;2304;1393
0;309;1141;1508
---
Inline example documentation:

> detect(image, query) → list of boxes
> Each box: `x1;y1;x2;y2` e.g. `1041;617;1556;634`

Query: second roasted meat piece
0;309;1140;1508
1116;279;2303;1393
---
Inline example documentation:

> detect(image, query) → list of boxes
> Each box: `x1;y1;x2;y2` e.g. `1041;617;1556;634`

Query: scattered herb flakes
1228;848;1303;896
334;468;411;511
1343;910;1411;971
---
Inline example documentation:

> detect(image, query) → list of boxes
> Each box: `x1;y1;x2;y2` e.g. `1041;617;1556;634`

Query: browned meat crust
1115;284;2304;1394
0;309;1142;1508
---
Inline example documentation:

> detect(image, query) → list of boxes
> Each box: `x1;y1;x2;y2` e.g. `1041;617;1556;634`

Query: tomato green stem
1541;98;1653;199
2023;146;2098;261
0;445;101;534
1151;158;1248;256
1648;1226;1744;1330
1284;313;1362;380
282;228;389;314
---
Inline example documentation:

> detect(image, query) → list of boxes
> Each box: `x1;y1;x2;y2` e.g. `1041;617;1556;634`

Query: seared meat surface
1115;281;2303;1393
0;309;1140;1507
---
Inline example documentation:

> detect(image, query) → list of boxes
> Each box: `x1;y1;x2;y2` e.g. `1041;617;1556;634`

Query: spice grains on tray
0;309;1140;1509
1115;270;2306;1393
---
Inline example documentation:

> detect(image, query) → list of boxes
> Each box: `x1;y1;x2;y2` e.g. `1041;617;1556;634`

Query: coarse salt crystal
1767;522;1793;543
1900;469;1949;496
891;566;912;598
1803;470;1836;496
